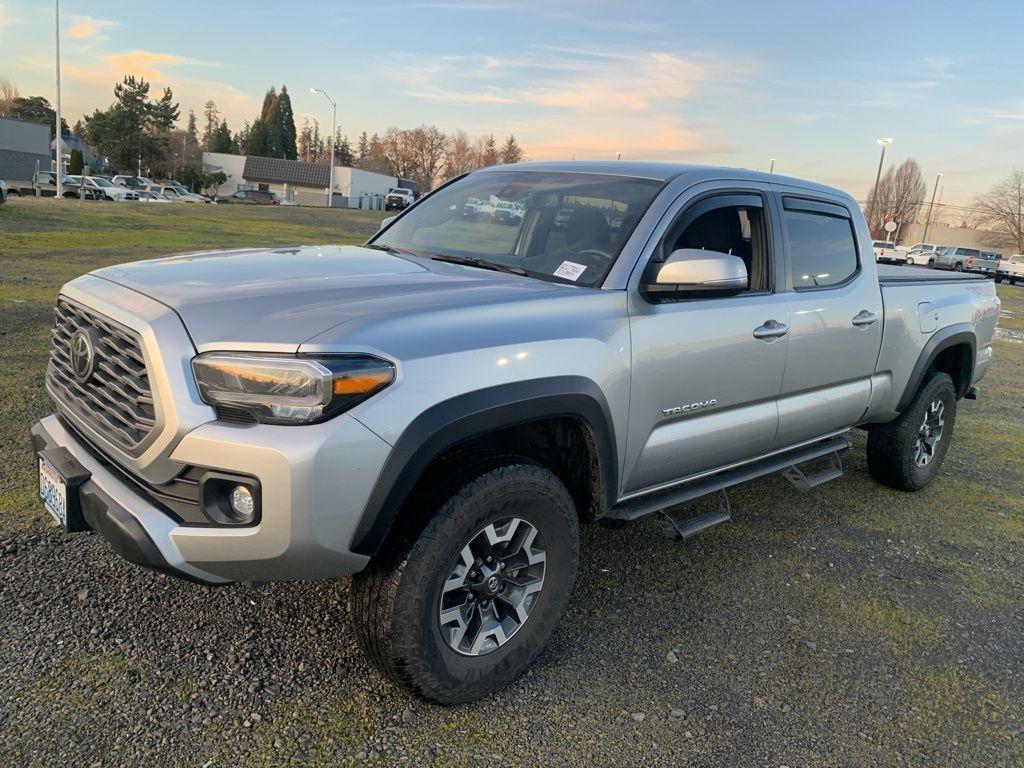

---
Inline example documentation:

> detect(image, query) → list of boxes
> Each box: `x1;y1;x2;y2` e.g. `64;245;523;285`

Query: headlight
192;353;395;425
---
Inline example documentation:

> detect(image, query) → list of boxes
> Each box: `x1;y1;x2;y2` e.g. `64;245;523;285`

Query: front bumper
31;411;393;584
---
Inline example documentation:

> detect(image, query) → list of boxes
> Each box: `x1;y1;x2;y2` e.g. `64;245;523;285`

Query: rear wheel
350;460;579;703
954;262;964;272
927;258;935;268
867;372;957;491
905;257;914;265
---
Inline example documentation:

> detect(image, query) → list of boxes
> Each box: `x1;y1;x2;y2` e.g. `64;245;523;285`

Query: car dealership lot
1;198;1022;766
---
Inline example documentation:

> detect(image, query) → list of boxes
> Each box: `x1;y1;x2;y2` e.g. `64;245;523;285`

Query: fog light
229;485;255;522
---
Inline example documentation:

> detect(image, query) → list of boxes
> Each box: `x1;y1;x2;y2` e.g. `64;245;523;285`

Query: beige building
202;152;402;208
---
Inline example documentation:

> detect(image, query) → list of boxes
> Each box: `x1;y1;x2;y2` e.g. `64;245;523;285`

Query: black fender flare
350;376;618;557
896;323;975;412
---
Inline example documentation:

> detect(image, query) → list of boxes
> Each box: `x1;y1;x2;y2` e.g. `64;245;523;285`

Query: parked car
112;175;156;190
0;179;6;205
994;254;1024;285
905;243;938;266
216;189;279;205
462;197;483;217
31;162;1000;704
932;245;981;271
385;187;415;211
4;170;103;199
492;200;525;225
872;240;900;264
136;190;172;203
67;175;140;201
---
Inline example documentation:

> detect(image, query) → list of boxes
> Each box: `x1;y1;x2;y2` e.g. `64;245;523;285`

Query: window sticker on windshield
553;261;587;281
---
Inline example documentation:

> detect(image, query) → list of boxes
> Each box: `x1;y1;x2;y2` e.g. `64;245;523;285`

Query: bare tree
410;125;448;192
974;168;1024;254
444;130;476;179
865;159;926;239
0;75;18;117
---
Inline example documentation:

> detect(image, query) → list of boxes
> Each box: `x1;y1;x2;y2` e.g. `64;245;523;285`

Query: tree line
0;73;527;193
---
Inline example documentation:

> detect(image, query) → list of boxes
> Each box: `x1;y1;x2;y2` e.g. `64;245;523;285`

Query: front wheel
906;257;914;265
866;372;957;491
927;258;935;268
350;460;579;704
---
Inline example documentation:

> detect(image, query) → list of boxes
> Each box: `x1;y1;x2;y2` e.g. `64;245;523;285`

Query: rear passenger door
771;192;883;447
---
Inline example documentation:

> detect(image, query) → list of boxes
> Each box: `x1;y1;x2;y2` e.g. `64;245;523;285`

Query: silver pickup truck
31;162;1000;703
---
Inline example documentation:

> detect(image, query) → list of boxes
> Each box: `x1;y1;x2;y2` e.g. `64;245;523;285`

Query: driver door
622;183;789;496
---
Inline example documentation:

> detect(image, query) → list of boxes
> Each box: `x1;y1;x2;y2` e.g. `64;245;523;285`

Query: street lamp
310;87;336;208
867;137;892;232
54;0;63;196
769;158;775;173
922;172;942;245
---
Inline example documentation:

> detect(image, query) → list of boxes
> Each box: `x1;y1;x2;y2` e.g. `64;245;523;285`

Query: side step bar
606;434;851;524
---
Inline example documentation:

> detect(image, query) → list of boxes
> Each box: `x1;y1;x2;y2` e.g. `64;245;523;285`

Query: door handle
753;319;789;340
852;310;878;328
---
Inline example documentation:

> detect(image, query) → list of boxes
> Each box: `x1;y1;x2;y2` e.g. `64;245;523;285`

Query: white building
202;152;407;208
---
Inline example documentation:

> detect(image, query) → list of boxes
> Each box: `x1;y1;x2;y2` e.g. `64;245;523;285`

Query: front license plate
38;456;68;528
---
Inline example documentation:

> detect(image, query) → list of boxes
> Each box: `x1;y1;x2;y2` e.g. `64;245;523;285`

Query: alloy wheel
914;399;945;467
438;517;546;656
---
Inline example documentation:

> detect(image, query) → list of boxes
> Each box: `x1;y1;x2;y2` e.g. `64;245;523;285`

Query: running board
606;435;851;523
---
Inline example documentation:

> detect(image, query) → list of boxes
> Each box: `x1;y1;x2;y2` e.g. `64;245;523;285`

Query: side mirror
644;248;748;298
379;215;397;231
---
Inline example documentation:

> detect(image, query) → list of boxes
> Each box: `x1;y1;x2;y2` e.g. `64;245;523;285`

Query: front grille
47;298;157;453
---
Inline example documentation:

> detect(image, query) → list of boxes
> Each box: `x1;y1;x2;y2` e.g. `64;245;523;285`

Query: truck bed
876;264;989;285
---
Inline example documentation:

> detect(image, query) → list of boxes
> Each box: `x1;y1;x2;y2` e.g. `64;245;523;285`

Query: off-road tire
866;372;957;491
350;459;579;704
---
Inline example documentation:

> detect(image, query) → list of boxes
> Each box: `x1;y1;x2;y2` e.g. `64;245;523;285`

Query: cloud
385;46;745;160
59;50;200;88
0;2;22;37
67;15;121;40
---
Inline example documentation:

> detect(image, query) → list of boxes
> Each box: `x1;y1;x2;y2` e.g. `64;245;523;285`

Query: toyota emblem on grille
69;328;98;383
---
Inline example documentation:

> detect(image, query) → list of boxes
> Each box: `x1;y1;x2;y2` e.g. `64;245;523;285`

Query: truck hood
92;244;564;351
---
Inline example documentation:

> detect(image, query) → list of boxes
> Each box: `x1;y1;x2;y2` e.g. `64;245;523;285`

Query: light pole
769;158;775;173
868;137;892;232
54;0;63;195
922;172;942;245
311;87;336;208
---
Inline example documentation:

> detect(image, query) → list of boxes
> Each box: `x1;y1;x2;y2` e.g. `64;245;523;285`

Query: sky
2;0;1022;205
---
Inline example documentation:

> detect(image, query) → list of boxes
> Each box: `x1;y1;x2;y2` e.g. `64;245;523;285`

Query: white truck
994;254;1024;285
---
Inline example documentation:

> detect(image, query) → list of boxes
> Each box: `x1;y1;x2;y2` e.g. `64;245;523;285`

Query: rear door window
782;198;860;289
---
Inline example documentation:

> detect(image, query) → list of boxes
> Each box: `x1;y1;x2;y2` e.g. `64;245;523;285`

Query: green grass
0;197;385;533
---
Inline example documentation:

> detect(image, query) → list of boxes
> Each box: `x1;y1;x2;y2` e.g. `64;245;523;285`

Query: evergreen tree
500;134;523;165
84;75;179;171
201;100;219;149
481;134;499;166
357;131;369;163
245;87;278;156
210;120;235;153
277;85;297;160
69;148;84;175
336;134;354;166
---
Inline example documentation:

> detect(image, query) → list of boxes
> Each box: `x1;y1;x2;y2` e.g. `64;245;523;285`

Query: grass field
0;197;386;533
1;197;1022;766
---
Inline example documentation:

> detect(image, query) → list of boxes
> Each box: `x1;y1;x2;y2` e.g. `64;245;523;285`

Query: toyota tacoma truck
30;162;1000;704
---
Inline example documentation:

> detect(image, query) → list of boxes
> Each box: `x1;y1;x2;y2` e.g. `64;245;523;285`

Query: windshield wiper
364;243;405;255
428;253;527;276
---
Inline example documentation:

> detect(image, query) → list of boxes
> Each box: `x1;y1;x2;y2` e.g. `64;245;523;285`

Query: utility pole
921;172;942;244
54;0;63;194
311;87;336;208
867;138;892;233
769;158;775;173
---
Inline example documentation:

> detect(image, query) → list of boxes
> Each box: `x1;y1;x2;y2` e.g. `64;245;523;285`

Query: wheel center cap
484;574;501;595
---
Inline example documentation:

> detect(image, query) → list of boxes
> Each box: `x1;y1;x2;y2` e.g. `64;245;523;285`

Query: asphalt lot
1;198;1022;767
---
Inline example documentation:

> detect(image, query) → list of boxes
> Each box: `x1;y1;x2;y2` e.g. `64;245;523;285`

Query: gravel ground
1;204;1022;766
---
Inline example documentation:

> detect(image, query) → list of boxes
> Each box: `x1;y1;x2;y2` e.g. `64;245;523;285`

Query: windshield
373;170;663;287
936;247;955;255
88;177;114;187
